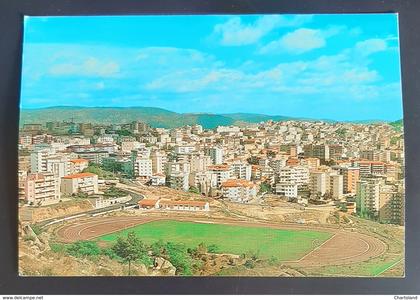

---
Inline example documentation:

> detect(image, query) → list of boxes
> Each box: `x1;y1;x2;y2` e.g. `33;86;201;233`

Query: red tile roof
69;158;89;164
160;200;208;207
138;199;159;206
221;179;255;188
62;172;97;179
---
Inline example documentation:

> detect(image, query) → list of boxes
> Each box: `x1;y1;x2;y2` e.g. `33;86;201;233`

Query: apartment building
277;166;309;186
150;173;166;186
356;178;382;218
354;161;386;178
24;172;60;206
69;158;89;174
207;165;233;187
133;158;153;178
329;144;343;160
30;147;55;173
61;172;99;195
75;151;109;165
335;166;360;194
275;183;298;198
309;171;329;197
208;147;224;165
330;174;344;200
221;179;257;203
174;145;196;154
304;144;330;161
379;184;404;225
231;161;252;181
151;151;168;174
121;141;143;153
167;171;189;191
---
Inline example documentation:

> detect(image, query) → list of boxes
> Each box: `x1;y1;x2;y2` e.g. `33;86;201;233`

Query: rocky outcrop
150;257;176;276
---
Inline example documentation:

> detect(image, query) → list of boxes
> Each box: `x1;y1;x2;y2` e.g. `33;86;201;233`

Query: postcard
18;14;404;277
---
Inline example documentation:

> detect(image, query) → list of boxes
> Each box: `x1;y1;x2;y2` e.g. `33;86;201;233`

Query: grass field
97;220;332;261
307;256;404;277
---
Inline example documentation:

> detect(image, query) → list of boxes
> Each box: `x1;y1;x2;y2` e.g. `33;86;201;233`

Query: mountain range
19;106;400;129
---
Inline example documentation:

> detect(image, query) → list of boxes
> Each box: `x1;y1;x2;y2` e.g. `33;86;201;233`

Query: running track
55;215;387;267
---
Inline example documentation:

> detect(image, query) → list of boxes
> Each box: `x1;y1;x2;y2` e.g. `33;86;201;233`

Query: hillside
19;106;292;129
389;119;403;131
19;106;395;129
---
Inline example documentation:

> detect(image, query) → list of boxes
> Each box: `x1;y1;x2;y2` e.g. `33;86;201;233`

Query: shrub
50;243;67;253
101;247;118;260
66;241;101;257
163;242;193;276
207;244;219;253
244;259;255;269
150;240;165;256
30;224;43;235
268;256;279;266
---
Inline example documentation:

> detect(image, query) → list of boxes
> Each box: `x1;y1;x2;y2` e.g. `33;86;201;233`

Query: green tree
164;242;193;275
82;165;116;179
111;232;148;275
259;182;272;194
66;241;101;257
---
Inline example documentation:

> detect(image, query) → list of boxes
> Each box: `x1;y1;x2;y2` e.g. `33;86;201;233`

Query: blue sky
21;14;403;121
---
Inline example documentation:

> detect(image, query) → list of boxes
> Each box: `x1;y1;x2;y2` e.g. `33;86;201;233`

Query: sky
21;14;403;121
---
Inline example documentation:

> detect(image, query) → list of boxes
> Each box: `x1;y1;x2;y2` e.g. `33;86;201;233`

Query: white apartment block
275;183;298;198
69;158;89;174
207;165;233;187
61;172;99;195
189;171;217;195
151;173;166;186
189;154;212;173
24;172;60;206
221;179;257;203
30;147;55;173
208;147;224;165
174;145;196;154
151;151;168;174
167;171;189;191
166;161;191;176
231;161;252;181
309;171;329;197
46;155;71;179
330;174;344;200
133;158;153;178
277;166;309;186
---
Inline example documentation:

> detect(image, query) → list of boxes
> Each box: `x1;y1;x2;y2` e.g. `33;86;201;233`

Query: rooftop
62;172;97;179
221;179;255;188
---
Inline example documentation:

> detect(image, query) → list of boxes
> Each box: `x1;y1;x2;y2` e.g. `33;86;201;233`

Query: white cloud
212;15;313;46
142;41;390;105
49;57;120;77
354;38;388;56
261;28;325;54
260;26;343;54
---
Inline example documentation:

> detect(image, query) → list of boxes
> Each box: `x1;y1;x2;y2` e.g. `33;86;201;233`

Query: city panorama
18;14;404;277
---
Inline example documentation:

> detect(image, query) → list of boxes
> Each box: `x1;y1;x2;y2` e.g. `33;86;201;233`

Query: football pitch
97;220;333;261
